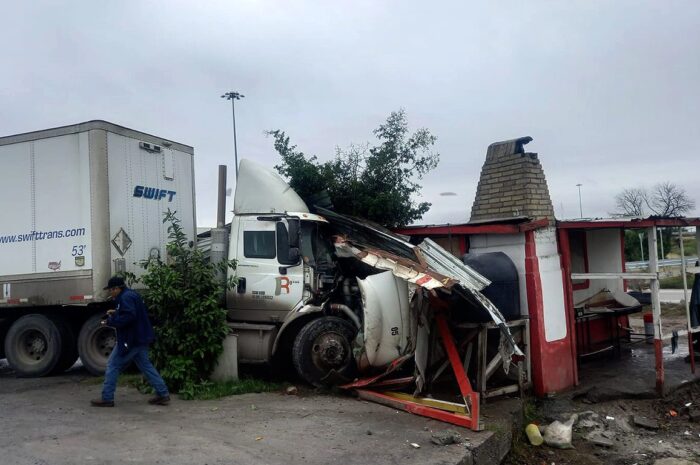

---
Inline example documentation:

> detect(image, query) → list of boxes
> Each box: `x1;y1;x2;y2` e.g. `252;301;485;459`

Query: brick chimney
469;136;554;222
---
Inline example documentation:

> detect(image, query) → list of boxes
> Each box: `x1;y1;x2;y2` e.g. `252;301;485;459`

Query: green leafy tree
131;210;236;395
269;109;439;228
623;229;677;262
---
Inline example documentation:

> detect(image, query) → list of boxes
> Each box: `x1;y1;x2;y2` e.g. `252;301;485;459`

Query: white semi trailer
0;121;196;376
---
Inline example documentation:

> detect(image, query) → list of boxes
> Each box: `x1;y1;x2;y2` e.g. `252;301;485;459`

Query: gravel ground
0;360;479;465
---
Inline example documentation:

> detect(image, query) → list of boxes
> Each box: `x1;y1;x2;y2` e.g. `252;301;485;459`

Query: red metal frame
655;338;664;396
355;390;479;429
458;235;468;255
346;303;481;431
434;312;479;424
556;228;579;386
394;218;550;236
341;355;413;389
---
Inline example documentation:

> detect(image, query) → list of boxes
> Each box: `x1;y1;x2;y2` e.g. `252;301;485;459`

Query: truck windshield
300;222;334;269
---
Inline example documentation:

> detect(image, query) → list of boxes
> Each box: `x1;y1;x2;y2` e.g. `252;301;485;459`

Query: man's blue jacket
106;288;155;353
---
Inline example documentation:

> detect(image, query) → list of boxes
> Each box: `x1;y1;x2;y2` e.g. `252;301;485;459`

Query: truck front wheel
78;314;116;376
292;316;357;387
4;314;63;377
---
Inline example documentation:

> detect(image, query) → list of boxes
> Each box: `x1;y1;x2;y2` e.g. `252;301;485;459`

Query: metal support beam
571;272;657;280
648;226;664;396
680;227;695;373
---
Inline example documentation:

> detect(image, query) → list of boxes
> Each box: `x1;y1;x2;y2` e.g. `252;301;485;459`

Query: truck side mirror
288;219;300;249
288;247;300;264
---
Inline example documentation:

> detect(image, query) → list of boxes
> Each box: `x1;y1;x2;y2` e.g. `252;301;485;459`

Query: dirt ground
505;380;700;465
502;305;700;465
0;360;483;465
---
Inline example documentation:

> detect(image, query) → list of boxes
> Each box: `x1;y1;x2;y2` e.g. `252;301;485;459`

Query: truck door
228;216;305;322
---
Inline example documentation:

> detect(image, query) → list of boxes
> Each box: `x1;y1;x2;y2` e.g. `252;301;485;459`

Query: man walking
91;276;170;407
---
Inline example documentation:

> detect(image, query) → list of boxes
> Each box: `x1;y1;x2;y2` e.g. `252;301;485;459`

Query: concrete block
210;333;239;382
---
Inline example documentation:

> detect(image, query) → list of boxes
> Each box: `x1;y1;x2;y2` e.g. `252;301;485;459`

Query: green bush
131;210;236;395
659;273;696;290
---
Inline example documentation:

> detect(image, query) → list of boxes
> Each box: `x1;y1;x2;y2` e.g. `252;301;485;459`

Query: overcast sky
2;1;699;227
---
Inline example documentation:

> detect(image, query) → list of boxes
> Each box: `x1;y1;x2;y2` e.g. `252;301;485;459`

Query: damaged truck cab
225;160;412;386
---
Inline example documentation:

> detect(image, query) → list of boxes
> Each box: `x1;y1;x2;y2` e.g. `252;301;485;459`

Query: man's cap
103;276;126;290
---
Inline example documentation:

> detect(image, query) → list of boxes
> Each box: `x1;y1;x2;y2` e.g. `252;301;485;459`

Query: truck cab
225;160;413;386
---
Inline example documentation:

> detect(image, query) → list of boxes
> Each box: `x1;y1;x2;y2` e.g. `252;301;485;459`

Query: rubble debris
543;414;578;449
633;415;660;430
575;411;602;430
652;459;699;465
585;432;614;448
614;416;634;433
688;408;700;423
286;386;298;396
409;442;421;449
525;423;543;446
669;409;679;417
430;429;462;446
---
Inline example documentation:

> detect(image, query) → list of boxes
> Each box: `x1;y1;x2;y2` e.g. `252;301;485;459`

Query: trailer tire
292;316;357;387
51;318;79;374
4;314;63;377
78;314;116;376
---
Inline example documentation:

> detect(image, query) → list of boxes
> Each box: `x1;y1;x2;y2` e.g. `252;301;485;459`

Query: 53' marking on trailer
72;245;87;256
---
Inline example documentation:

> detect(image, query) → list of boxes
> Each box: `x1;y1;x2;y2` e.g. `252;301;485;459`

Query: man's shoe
90;398;115;407
148;395;170;405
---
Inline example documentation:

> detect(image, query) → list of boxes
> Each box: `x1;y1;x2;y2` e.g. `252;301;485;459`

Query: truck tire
51;317;79;374
78;314;116;376
292;316;357;387
4;314;63;377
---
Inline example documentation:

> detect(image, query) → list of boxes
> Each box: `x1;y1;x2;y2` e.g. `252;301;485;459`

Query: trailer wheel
4;314;63;377
51;318;79;374
292;316;357;387
78;314;116;376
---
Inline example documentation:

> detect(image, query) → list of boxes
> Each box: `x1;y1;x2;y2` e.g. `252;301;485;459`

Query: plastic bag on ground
543;414;578;449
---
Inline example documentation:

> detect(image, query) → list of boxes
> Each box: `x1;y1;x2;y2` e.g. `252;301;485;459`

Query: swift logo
133;186;176;202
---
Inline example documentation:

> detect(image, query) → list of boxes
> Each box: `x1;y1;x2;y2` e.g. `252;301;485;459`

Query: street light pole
221;91;245;178
576;183;583;218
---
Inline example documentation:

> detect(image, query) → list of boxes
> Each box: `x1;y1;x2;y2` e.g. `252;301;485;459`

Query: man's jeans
102;345;169;402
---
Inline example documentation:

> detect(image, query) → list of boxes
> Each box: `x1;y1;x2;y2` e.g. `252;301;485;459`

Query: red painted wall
525;230;577;396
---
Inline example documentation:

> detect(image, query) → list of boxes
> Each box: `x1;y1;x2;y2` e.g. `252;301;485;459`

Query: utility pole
221;91;244;178
576;184;583;218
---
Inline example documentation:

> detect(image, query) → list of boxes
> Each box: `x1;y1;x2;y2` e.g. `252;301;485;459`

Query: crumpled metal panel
416;238;490;292
334;240;453;290
323;209;524;367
